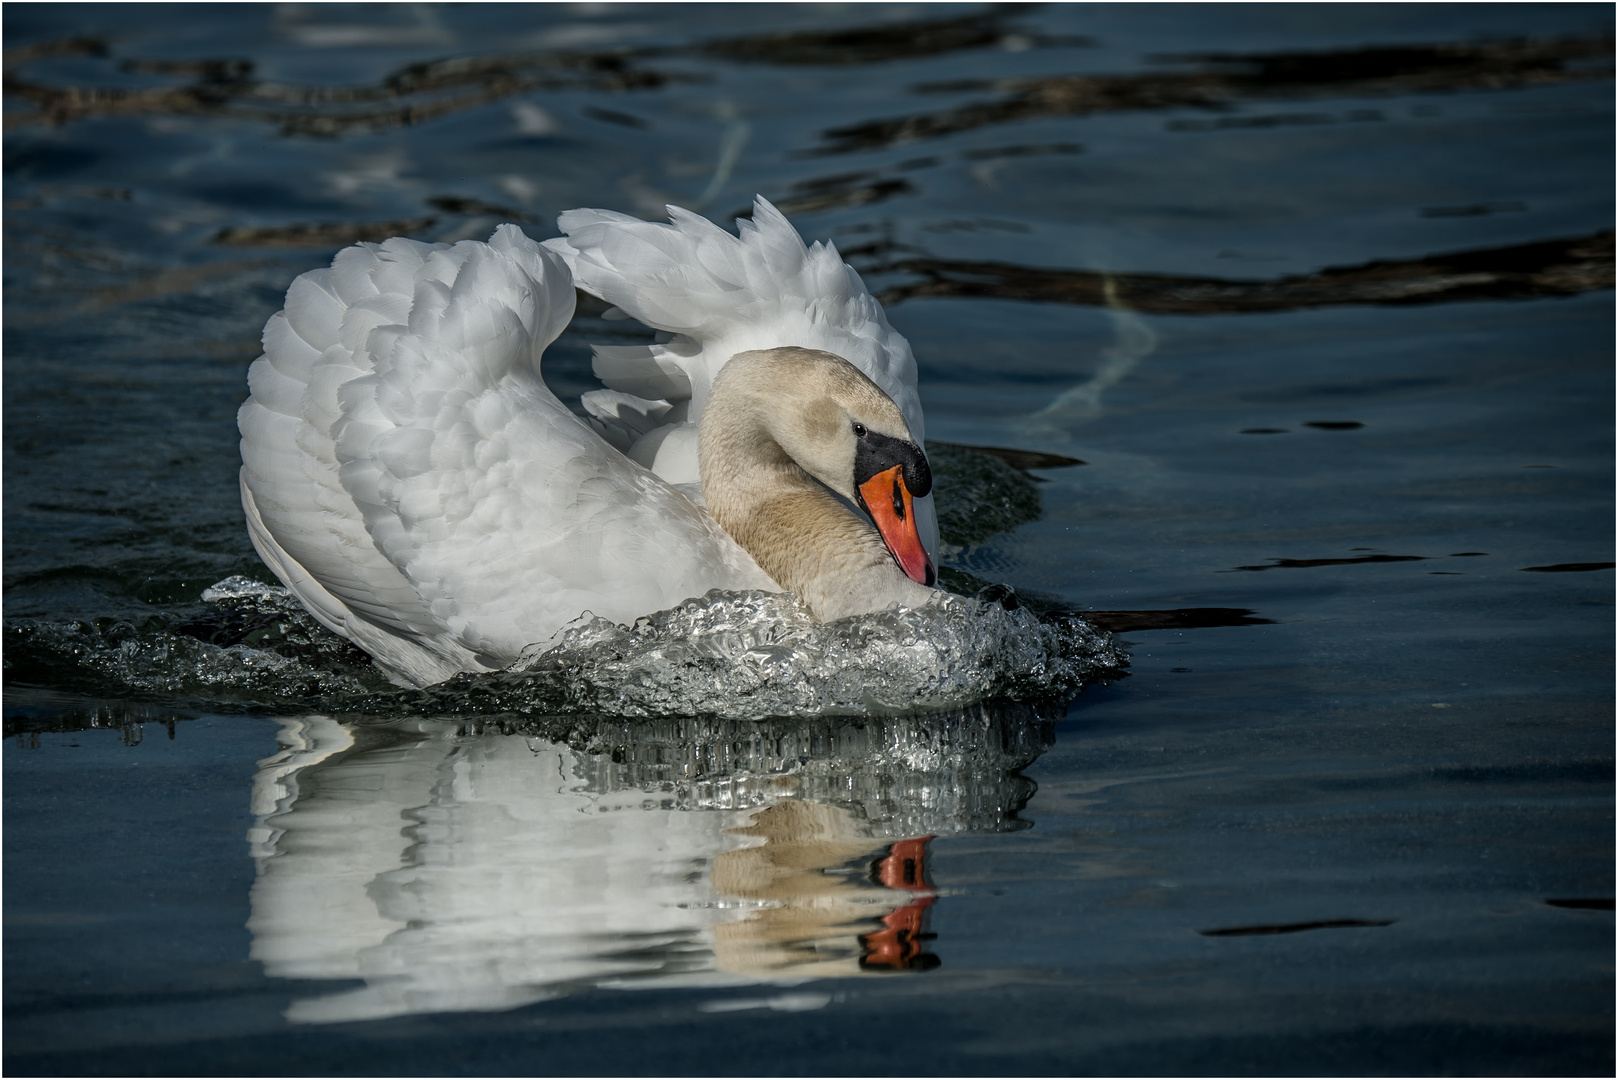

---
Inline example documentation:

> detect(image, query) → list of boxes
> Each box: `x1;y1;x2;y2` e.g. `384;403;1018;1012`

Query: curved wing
543;197;938;555
239;225;774;687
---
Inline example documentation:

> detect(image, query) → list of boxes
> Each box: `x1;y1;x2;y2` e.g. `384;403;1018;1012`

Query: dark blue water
4;4;1613;1075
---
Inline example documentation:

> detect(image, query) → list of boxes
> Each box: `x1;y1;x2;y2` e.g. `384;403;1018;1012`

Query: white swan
237;198;938;687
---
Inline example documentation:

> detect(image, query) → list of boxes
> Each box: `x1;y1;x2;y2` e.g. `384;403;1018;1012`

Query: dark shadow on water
733;174;916;220
930;443;1046;548
869;231;1615;313
3;7;1082;138
929;440;1086;472
1199;919;1396;937
815;34;1613;153
3;33;686;136
692;6;1089;68
212;217;439;248
425;195;534;222
1081;608;1274;632
1421;200;1528;218
1228;554;1429;572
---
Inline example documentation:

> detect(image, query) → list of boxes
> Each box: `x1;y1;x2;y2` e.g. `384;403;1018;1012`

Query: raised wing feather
543;197;937;554
240;225;774;686
239;244;474;683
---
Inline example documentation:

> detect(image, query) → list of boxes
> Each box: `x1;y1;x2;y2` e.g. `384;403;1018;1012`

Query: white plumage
238;198;935;687
546;198;932;523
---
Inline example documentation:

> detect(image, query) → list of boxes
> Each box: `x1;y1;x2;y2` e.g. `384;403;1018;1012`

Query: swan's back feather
546;198;919;422
544;197;935;551
240;225;773;686
579;390;678;452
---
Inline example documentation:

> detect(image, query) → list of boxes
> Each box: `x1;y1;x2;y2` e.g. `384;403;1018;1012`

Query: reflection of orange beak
859;836;939;971
857;465;935;586
875;837;933;891
859;896;936;971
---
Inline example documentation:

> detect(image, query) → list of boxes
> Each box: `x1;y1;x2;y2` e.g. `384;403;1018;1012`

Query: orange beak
857;465;935;586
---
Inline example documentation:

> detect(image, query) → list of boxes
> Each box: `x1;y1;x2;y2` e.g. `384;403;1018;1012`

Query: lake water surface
4;3;1614;1075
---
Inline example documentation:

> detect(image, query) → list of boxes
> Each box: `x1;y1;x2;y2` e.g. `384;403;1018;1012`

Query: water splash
454;588;1123;720
460;701;1064;837
4;577;1125;720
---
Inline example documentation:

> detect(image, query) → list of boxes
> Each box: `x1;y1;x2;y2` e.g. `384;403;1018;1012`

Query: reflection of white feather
238;226;774;687
246;719;771;1023
546;197;938;552
246;714;1033;1022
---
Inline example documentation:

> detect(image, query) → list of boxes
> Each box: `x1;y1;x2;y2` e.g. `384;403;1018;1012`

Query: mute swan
237;198;937;688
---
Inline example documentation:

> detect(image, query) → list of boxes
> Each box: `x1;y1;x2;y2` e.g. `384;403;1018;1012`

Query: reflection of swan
713;803;940;978
238;199;937;688
248;718;742;1023
247;708;1051;1022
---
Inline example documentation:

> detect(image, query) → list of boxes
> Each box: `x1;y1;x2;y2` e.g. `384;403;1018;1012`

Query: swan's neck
700;402;931;621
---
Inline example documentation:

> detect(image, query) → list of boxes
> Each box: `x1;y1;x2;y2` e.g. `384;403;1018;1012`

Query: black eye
852;423;867;438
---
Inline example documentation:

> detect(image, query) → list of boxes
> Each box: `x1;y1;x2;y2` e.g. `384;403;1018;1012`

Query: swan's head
703;346;935;587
